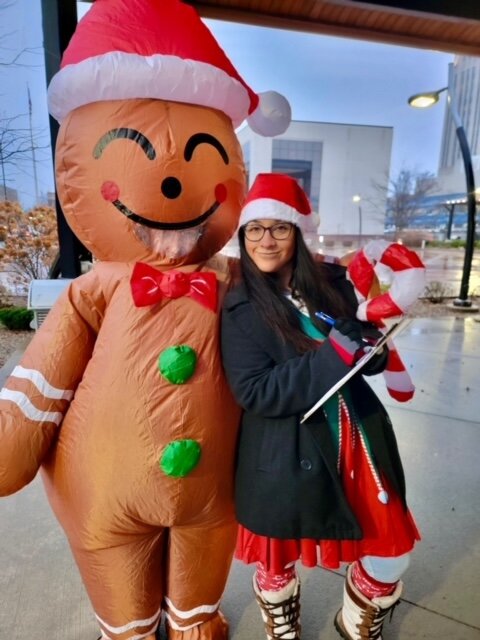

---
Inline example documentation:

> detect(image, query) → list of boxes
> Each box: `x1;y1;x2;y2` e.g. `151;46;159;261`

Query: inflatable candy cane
347;239;426;402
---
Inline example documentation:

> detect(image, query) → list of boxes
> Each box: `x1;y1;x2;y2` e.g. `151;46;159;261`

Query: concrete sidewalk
0;317;479;639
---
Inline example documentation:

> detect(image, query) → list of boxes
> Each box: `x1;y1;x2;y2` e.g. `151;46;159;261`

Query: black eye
161;177;182;199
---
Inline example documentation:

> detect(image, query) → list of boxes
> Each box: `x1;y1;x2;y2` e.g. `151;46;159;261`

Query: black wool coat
221;266;408;541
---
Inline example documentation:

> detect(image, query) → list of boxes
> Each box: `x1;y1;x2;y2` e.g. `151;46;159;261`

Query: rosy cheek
215;183;227;203
101;181;120;202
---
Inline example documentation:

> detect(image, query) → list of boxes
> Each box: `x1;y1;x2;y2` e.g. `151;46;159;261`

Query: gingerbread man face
56;98;246;266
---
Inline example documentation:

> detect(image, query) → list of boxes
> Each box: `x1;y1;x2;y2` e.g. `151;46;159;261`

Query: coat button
300;458;312;470
158;345;197;384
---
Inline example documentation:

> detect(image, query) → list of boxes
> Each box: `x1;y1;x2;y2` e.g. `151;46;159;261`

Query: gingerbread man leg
164;517;237;640
70;529;167;640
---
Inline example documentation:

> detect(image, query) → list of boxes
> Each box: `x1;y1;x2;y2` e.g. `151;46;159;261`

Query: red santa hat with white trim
239;173;317;232
47;0;291;137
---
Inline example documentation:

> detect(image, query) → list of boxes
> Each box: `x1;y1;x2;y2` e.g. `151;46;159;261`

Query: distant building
236;120;392;251
0;186;19;202
438;56;480;195
386;192;474;242
46;191;56;208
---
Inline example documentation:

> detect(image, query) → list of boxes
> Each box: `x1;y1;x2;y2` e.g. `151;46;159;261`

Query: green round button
158;345;197;384
159;439;202;477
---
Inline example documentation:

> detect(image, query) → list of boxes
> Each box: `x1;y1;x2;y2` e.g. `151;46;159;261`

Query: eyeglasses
244;222;294;242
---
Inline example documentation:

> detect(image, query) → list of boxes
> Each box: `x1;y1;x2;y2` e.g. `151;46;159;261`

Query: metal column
41;0;91;278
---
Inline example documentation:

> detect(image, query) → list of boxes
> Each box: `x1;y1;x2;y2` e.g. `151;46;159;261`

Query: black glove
358;321;384;344
359;345;389;376
328;318;383;366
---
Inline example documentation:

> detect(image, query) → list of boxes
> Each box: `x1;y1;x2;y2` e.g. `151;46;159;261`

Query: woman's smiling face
55;98;246;265
244;219;296;281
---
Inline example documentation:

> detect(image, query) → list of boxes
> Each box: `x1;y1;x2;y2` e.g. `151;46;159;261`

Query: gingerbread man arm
0;270;106;496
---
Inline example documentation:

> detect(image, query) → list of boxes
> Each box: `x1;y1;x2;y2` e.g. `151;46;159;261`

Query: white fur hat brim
239;197;316;232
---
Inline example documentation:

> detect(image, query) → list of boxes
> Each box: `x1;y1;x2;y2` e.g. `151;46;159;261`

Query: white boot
334;564;402;640
253;575;301;639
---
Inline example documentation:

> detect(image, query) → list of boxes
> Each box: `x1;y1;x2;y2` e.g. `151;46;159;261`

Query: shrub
423;281;451;304
426;239;480;249
0;307;34;330
0;203;59;293
395;230;433;247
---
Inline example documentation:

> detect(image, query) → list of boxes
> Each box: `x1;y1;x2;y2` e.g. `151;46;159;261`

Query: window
271;140;322;210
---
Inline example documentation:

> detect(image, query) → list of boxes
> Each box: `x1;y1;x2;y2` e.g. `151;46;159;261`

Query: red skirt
236;398;420;574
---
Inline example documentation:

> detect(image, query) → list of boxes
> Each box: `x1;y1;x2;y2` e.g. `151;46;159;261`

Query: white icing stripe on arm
11;366;74;400
0;389;64;425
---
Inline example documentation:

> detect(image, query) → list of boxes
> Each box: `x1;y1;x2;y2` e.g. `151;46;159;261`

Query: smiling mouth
111;198;221;230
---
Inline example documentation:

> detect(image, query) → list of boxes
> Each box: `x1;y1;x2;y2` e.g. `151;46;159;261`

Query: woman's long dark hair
239;226;357;352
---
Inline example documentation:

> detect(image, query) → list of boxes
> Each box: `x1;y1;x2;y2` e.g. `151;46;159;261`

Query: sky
0;0;454;209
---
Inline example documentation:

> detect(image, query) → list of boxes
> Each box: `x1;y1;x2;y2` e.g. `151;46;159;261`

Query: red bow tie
130;262;217;312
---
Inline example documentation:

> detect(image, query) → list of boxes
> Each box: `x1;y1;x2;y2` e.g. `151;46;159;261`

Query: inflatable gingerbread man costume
0;1;290;639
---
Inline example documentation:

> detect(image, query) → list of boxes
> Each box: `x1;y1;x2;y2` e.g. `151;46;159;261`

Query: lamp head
408;87;448;109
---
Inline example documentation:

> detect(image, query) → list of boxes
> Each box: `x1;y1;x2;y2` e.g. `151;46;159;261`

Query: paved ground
0;316;479;640
419;246;480;295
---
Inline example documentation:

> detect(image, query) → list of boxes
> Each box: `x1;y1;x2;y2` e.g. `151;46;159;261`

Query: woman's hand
328;318;382;366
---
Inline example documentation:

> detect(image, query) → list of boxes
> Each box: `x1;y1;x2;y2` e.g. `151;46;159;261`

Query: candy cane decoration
347;239;426;402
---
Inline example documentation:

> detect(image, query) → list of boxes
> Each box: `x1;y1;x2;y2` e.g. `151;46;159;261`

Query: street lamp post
408;73;476;308
353;194;362;247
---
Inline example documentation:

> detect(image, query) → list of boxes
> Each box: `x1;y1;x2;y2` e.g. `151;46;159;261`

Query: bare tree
0;45;40;68
373;168;438;231
0;2;41;69
0;113;50;201
0;2;48;202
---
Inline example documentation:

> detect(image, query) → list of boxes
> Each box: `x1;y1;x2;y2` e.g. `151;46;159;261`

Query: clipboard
300;318;409;424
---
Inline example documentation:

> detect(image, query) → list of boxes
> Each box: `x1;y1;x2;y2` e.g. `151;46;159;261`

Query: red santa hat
239;173;316;232
47;0;291;137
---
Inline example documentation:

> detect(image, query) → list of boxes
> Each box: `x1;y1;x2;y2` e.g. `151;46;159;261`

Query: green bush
0;307;34;331
426;239;480;249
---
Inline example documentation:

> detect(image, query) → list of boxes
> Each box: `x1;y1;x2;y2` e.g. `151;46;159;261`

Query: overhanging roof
79;1;480;55
182;0;480;56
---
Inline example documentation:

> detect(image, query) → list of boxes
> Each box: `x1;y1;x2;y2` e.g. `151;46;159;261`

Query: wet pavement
421;247;480;295
0;316;479;639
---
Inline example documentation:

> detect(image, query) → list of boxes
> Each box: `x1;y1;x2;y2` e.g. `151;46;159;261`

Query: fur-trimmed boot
253;575;301;639
334;565;402;640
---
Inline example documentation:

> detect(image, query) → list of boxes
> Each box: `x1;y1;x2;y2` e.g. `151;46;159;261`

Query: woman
221;173;420;640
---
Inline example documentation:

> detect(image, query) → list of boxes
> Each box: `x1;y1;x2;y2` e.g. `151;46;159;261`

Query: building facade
0;186;19;203
438;56;480;194
237;120;393;251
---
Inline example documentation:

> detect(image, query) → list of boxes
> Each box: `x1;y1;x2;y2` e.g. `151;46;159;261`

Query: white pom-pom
305;210;320;233
247;90;291;137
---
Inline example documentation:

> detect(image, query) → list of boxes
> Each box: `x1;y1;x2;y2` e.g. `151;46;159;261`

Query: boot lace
358;599;400;639
256;589;301;639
